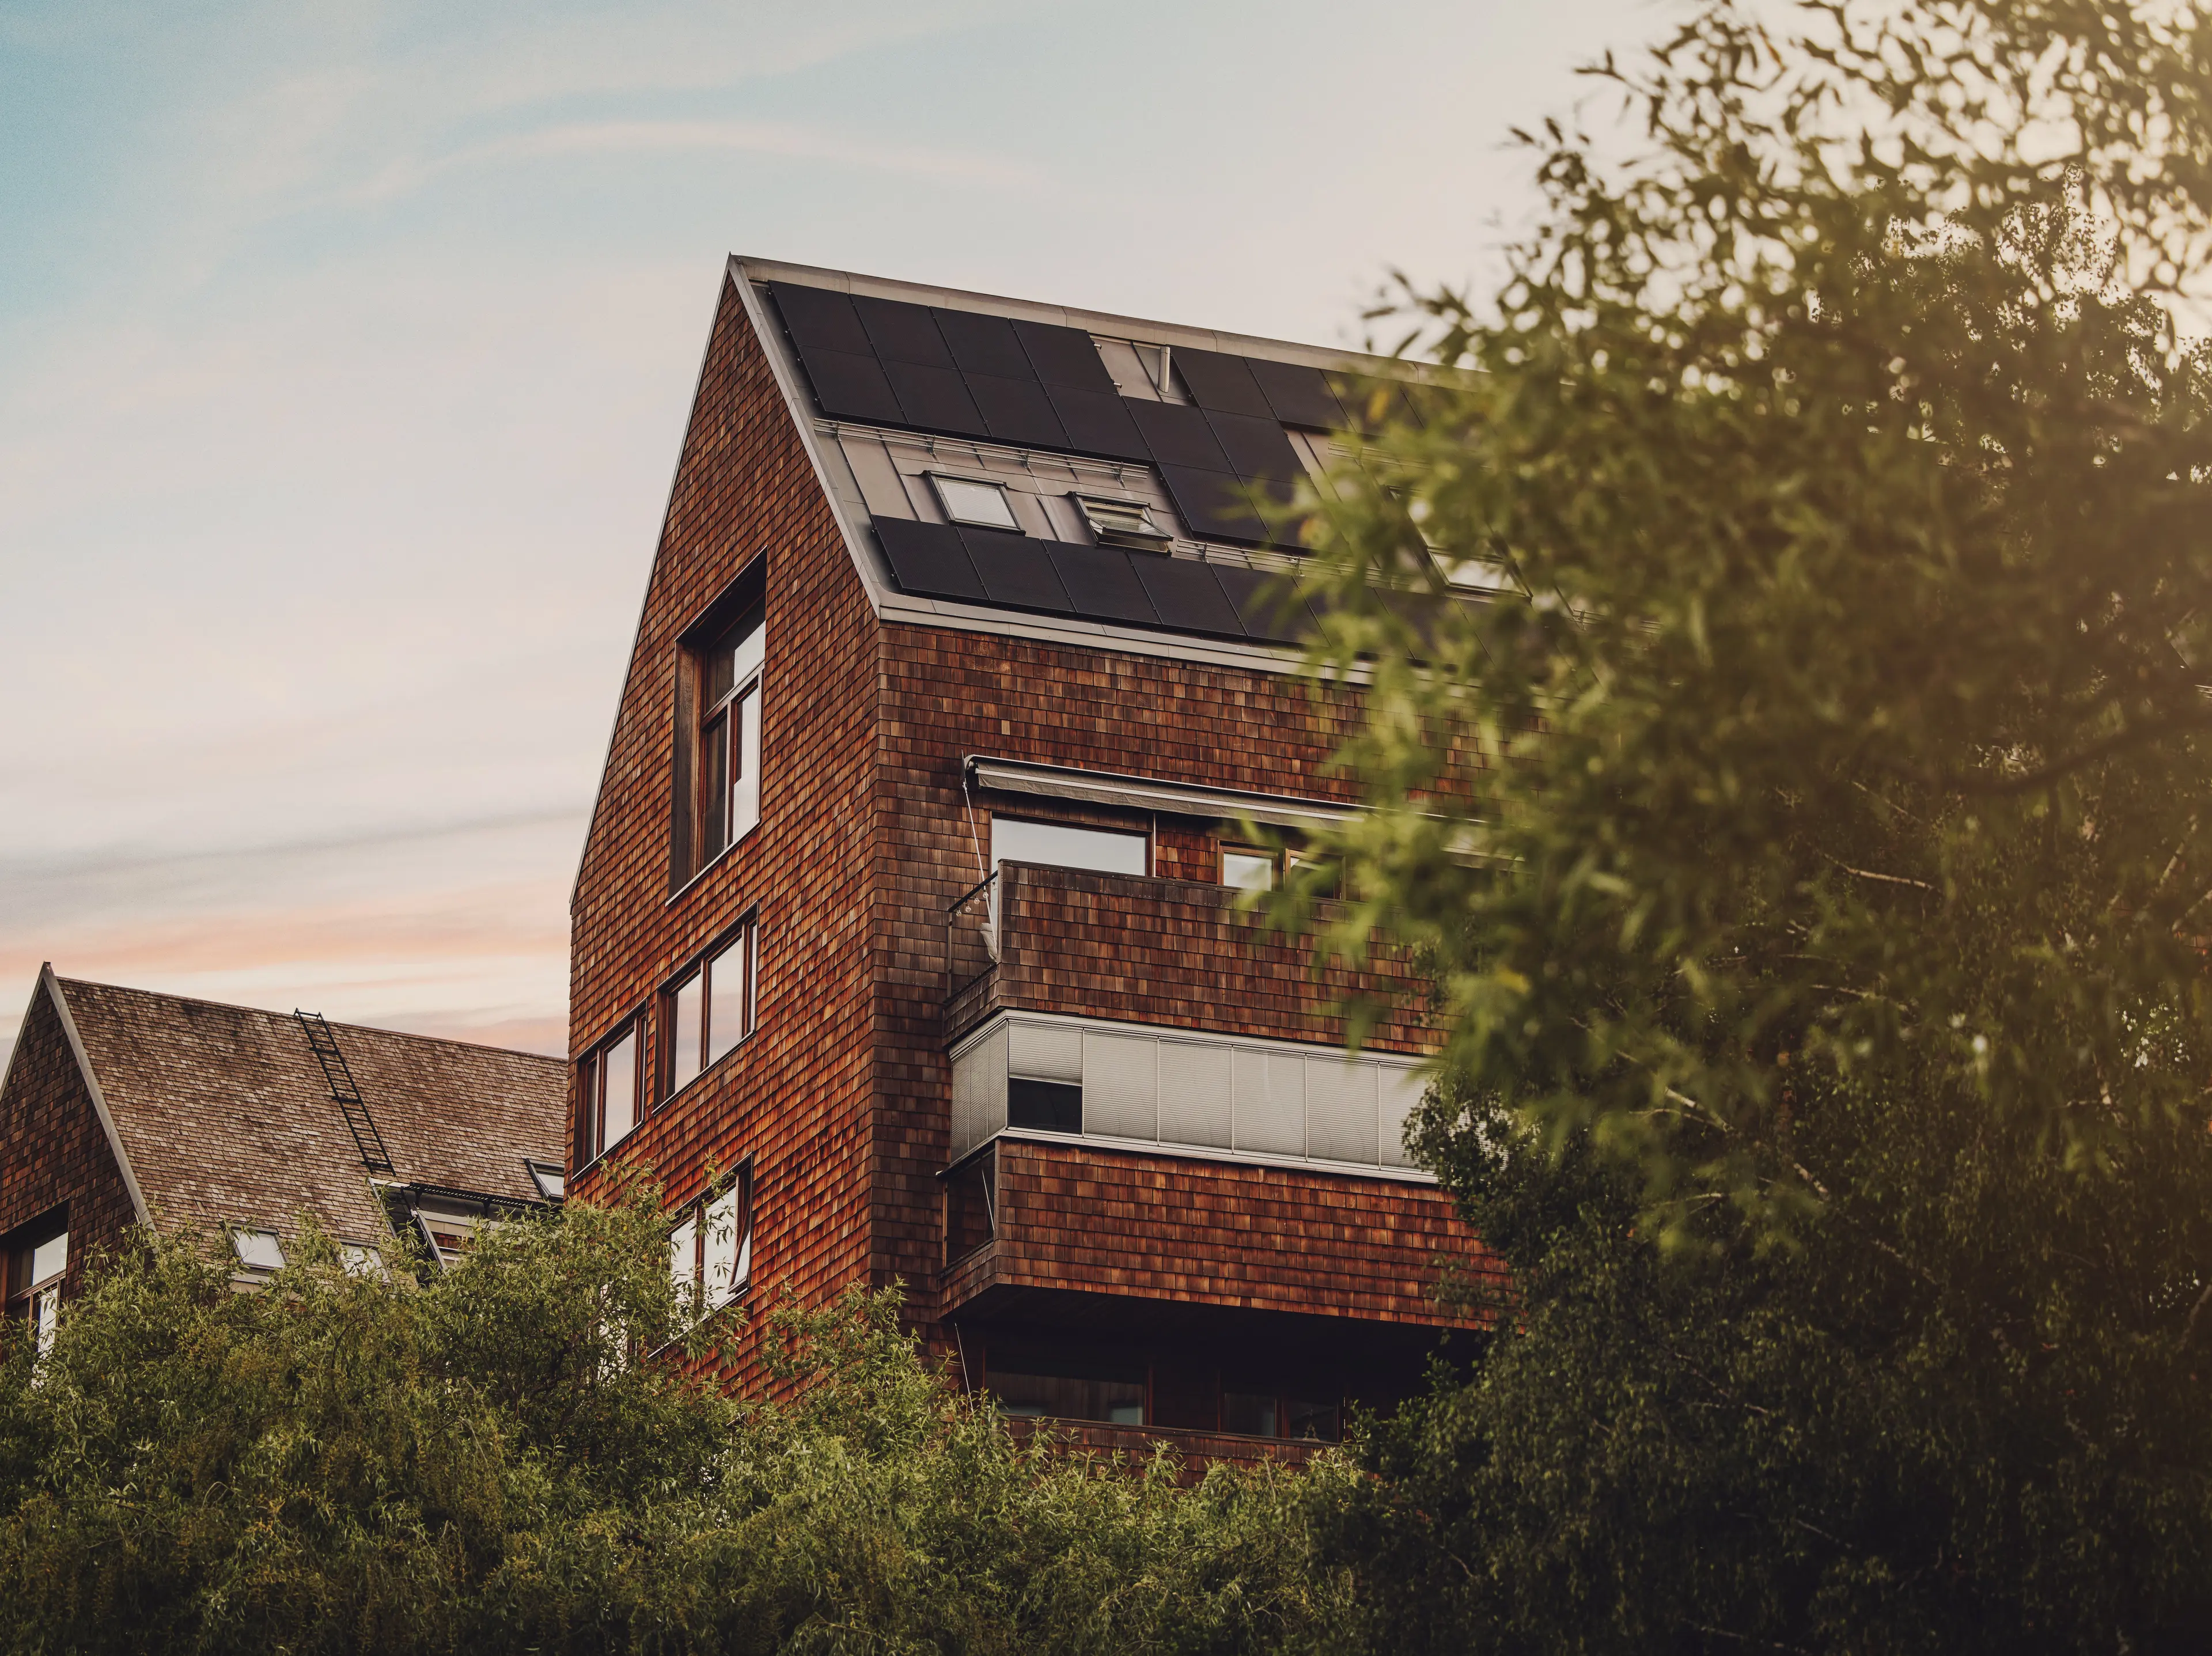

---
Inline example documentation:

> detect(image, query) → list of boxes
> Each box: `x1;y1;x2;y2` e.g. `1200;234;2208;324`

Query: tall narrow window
5;1214;67;1356
582;1017;644;1162
662;914;762;1101
696;604;766;869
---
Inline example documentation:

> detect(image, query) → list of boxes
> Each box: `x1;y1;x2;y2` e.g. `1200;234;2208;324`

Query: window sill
665;822;762;909
653;1028;754;1117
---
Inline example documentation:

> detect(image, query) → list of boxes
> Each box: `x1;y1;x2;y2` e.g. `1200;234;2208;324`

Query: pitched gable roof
47;974;566;1249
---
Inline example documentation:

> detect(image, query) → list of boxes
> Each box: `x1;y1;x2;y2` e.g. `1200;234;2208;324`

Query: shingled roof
40;970;566;1252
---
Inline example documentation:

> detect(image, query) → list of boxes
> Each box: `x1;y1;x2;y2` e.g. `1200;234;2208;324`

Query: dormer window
931;475;1021;532
1073;492;1170;551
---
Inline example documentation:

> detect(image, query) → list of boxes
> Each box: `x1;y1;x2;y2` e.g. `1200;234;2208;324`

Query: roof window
339;1244;384;1277
931;475;1021;533
525;1160;566;1201
1073;493;1169;551
230;1229;285;1274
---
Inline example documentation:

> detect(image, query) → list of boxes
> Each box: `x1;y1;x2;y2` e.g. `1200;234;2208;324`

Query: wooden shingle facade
570;259;1498;1452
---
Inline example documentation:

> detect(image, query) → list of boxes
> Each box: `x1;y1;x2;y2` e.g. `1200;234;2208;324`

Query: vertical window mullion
733;680;762;840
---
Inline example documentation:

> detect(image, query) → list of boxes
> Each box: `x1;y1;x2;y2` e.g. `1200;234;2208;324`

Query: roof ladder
294;1010;394;1173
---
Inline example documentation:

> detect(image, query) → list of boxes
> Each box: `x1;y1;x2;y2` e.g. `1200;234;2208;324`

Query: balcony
944;861;1435;1055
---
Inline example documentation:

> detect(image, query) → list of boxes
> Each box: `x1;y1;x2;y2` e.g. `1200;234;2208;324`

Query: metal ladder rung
294;1011;393;1172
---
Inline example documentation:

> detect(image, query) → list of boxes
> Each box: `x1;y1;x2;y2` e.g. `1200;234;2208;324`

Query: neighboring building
570;257;1498;1460
0;966;568;1344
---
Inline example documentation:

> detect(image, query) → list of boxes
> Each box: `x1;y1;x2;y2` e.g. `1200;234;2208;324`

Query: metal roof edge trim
965;755;1362;833
730;254;1410;377
39;966;154;1227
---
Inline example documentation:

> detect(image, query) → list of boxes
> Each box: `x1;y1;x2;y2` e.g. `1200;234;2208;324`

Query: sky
0;0;1662;1069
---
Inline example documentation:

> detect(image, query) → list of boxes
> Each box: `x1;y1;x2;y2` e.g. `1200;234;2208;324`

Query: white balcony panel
1157;1039;1233;1149
1234;1048;1305;1156
1009;1020;1083;1083
1306;1054;1379;1165
952;1025;1009;1159
1378;1062;1426;1168
1084;1032;1158;1140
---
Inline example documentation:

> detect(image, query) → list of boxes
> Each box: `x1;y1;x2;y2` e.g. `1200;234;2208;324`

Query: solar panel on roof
799;348;905;424
1013;321;1119;393
1127;401;1232;471
1205;411;1304;482
965;374;1069;449
1209;563;1312;643
1160;465;1268;544
854;294;955;367
959;528;1075;612
884;360;990;437
1132;556;1246;638
1044;543;1161;626
875;519;987;601
1241;470;1309;547
769;282;874;355
1172;348;1274;418
1044;386;1153;463
931;308;1035;379
1247;357;1346;429
1329;372;1426;433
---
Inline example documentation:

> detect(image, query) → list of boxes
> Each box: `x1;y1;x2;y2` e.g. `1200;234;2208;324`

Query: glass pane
934;476;1020;530
340;1245;382;1277
230;1230;285;1272
1283;1397;1341;1442
1007;1078;1082;1134
1222;1390;1278;1438
671;973;703;1094
707;930;749;1064
732;684;762;840
668;1214;698;1295
33;1286;59;1355
1221;849;1276;891
728;606;766;689
601;1028;638;1149
28;1231;67;1286
991;817;1147;877
988;1370;1145;1425
703;1180;746;1308
699;711;729;861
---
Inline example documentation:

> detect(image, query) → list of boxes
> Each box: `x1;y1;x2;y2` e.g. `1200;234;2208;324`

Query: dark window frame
577;1008;648;1169
658;910;762;1105
666;1158;756;1321
3;1207;68;1355
669;559;768;895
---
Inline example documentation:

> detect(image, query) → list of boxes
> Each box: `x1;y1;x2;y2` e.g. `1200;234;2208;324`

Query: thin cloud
357;118;1040;204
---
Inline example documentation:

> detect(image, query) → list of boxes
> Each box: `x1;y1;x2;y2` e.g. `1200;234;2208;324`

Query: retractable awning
965;755;1360;833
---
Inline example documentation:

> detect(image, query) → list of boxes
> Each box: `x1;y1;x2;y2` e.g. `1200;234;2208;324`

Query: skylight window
230;1229;285;1273
931;475;1021;532
1073;493;1169;551
339;1244;384;1277
525;1160;566;1202
1434;553;1513;593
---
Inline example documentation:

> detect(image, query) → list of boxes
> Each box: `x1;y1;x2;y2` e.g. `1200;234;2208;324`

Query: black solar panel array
874;520;1313;645
769;281;1354;549
767;279;1448;645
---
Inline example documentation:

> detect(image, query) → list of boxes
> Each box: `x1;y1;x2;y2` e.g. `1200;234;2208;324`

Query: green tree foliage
0;1191;1349;1654
1268;0;2212;1647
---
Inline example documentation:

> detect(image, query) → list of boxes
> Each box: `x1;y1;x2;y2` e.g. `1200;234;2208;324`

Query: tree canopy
0;1193;1349;1655
1266;1;2212;1647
